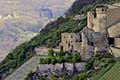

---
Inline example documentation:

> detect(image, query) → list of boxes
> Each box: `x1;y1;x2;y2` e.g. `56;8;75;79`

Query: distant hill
0;0;75;61
1;0;120;79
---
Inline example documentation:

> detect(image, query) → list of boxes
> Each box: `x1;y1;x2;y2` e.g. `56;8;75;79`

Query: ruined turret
93;5;109;55
94;5;108;33
87;11;94;30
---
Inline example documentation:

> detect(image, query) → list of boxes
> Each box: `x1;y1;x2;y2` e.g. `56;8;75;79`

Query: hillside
1;0;120;79
99;61;120;80
0;0;75;61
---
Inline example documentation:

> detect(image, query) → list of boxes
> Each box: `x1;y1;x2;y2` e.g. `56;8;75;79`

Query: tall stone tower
94;6;108;34
93;6;109;54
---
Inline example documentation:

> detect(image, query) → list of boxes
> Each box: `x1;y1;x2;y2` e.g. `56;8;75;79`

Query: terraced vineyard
99;61;120;80
89;63;115;80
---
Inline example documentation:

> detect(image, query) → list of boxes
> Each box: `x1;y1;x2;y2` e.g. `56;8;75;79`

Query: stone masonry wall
60;33;81;53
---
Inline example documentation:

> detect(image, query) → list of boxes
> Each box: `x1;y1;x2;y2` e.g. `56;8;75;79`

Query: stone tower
93;6;109;54
81;27;94;61
93;6;108;34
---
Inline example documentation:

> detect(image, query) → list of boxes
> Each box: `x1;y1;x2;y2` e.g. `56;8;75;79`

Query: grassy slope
98;61;120;80
89;63;115;80
1;0;120;79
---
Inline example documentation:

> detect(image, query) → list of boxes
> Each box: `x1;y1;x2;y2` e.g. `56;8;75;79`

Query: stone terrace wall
39;63;85;73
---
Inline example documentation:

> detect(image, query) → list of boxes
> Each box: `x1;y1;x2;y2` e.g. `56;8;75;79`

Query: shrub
59;49;65;57
72;52;81;63
57;56;65;64
45;58;51;64
79;72;88;80
39;58;44;64
85;59;94;71
72;72;88;80
48;48;54;57
51;57;57;65
72;75;79;80
64;54;72;62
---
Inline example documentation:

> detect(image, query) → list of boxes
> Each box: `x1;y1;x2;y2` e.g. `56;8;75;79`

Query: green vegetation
1;0;120;79
72;52;81;63
72;72;88;80
89;63;114;80
30;17;86;48
98;61;120;80
66;0;120;15
88;57;115;80
0;42;35;78
71;55;116;80
85;59;94;71
40;48;81;64
0;15;86;78
48;48;54;57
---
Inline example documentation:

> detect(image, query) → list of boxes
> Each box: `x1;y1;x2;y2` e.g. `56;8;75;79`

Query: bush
79;72;88;80
40;58;44;64
57;56;65;64
48;48;54;57
72;72;88;80
85;59;94;71
64;54;72;62
51;57;57;65
72;52;81;63
45;58;51;64
72;75;79;80
59;49;65;57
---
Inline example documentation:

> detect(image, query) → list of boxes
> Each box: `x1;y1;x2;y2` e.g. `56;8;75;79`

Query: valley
0;0;75;62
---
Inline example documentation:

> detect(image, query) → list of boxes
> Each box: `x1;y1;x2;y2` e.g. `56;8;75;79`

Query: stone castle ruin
60;5;120;60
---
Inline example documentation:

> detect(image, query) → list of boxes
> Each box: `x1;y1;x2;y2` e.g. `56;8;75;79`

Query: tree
85;59;94;71
72;75;79;80
50;75;58;80
72;52;81;63
64;54;72;62
79;72;88;80
51;57;57;65
40;58;44;64
48;48;54;57
45;58;51;64
57;56;65;64
59;47;64;56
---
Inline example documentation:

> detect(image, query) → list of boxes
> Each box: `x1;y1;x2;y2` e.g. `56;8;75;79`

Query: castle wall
61;33;81;53
81;27;94;60
88;7;120;36
114;38;120;48
93;7;107;33
74;42;81;52
107;8;120;28
108;22;120;37
87;11;94;29
110;47;120;57
61;6;120;60
93;32;109;54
